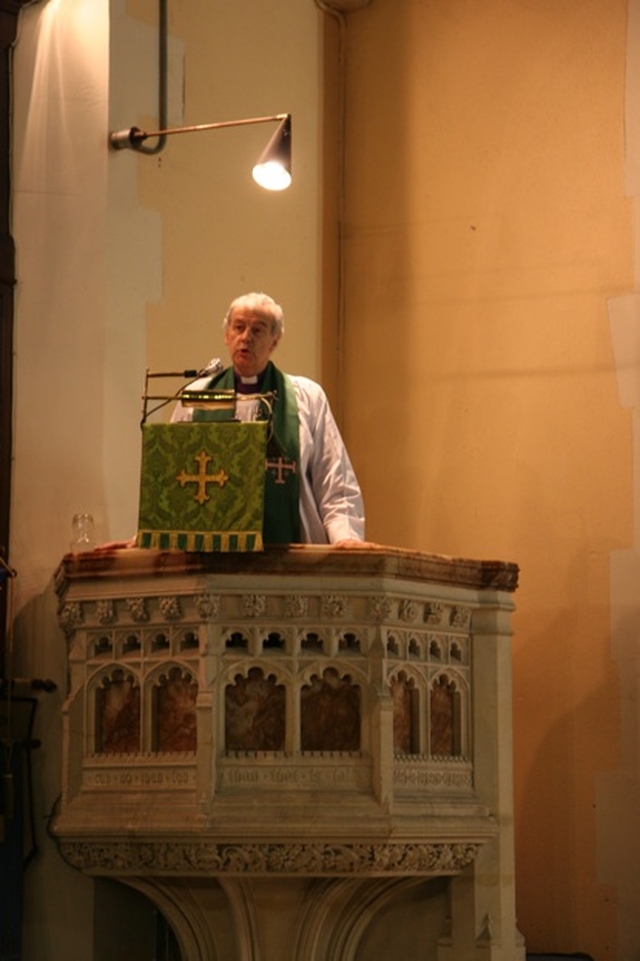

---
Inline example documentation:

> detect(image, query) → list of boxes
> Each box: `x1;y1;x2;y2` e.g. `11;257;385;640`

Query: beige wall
124;0;323;383
338;1;633;957
10;1;322;957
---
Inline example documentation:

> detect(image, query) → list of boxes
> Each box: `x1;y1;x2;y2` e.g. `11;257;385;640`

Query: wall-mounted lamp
109;113;292;191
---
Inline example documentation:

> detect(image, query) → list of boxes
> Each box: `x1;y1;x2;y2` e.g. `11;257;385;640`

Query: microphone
183;358;224;379
144;359;227;424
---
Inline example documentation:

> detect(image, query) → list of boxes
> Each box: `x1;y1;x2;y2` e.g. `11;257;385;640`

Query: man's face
224;307;280;378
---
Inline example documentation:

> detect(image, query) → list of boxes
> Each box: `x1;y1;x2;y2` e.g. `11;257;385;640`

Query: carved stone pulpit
52;545;524;961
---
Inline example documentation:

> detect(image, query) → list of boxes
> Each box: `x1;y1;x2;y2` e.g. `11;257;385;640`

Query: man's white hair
223;292;284;337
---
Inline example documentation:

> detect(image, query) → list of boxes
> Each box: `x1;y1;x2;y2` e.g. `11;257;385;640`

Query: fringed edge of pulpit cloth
136;529;263;552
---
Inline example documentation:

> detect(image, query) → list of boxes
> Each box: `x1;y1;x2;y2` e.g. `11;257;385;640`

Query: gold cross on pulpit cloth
176;450;229;505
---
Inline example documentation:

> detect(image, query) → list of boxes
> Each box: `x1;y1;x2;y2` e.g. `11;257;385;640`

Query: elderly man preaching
170;291;365;546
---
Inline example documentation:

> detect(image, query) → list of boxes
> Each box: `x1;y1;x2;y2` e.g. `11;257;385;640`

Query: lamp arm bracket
109;113;289;151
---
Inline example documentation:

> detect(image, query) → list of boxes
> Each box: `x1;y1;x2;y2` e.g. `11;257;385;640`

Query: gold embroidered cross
266;455;297;485
176;450;229;505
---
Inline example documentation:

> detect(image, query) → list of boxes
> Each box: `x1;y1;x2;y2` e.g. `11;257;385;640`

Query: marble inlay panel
154;668;198;752
392;677;414;754
225;667;285;751
96;671;140;754
430;678;455;757
301;668;360;751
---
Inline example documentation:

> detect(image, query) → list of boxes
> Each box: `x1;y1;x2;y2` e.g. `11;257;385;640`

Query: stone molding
58;837;483;877
55;544;518;595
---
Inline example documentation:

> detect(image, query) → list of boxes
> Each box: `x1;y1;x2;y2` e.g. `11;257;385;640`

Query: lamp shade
252;115;292;191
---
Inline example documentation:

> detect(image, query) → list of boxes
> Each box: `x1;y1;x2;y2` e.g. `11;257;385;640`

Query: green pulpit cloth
136;421;267;551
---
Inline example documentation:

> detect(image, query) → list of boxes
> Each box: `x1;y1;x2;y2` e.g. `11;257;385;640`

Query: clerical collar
235;370;266;394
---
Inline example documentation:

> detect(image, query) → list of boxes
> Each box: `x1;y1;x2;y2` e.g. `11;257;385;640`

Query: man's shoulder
285;374;330;412
285;372;326;396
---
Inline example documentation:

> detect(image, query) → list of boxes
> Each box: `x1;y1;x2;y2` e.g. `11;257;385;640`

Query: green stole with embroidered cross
193;361;301;544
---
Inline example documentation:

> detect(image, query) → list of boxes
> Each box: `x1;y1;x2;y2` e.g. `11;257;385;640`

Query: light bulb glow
252;161;291;191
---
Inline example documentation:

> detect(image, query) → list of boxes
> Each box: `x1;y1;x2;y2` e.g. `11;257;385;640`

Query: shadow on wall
5;578;182;960
6;581;91;958
526;956;594;961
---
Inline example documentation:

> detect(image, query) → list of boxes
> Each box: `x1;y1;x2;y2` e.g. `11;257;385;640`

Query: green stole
193;362;301;544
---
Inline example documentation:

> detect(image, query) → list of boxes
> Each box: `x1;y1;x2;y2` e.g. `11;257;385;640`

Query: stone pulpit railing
52;545;524;961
